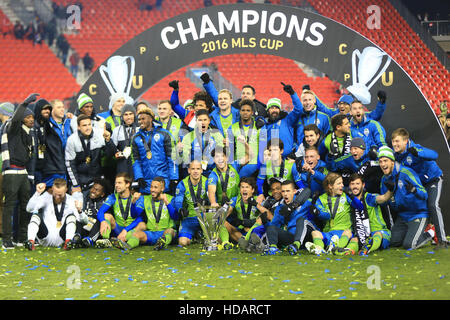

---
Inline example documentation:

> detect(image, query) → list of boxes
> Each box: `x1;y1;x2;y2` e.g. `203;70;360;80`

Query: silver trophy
347;46;391;104
194;203;230;251
99;55;136;108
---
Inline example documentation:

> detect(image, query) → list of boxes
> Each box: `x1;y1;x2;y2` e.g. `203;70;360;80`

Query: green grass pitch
0;243;448;300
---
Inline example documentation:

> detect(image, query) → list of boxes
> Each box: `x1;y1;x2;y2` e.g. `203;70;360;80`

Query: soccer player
320;114;355;161
98;93;126;132
316;91;387;122
260;82;303;158
328;137;382;192
265;180;313;255
65;114;114;193
25;179;80;250
291;89;331;146
1;93;38;248
207;148;240;208
111;104;139;178
378;146;434;250
209;89;240;137
225;177;271;253
125;177;178;250
257;138;304;200
131;106;178;194
340;173;392;255
73;178;109;248
293;146;328;196
70;93;106;133
293;124;323;163
169;80;213;129
173;161;209;247
226;99;263;177
181;109;224;177
305;173;356;255
156;99;188;145
95;173;144;248
349;99;387;152
391;128;447;248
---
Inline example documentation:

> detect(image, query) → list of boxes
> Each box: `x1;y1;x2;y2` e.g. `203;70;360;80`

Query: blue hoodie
394;140;442;185
268;199;315;233
350;115;387;151
380;162;428;222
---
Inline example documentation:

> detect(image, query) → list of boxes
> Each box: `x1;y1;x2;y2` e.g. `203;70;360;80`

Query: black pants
266;217;315;248
76;219;101;242
2;174;30;242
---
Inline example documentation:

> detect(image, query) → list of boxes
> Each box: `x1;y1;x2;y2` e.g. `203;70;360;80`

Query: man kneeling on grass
95;173;143;249
125;177;178;250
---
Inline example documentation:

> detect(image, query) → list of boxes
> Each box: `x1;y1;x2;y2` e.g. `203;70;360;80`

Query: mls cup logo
347;46;391;104
99;55;136;108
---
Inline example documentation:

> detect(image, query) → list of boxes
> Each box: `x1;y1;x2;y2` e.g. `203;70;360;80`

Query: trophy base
203;239;219;251
347;84;371;105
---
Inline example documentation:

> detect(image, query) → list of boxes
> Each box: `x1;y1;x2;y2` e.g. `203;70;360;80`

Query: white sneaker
95;239;112;248
327;235;340;254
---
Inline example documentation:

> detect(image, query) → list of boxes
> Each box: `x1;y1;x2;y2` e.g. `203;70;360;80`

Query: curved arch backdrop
78;4;450;232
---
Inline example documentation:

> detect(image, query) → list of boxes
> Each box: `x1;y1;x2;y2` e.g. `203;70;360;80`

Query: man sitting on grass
95;173;143;249
340;173;392;255
305;172;355;255
125;177;178;250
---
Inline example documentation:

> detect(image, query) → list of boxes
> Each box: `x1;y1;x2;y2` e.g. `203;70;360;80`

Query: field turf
0;242;448;300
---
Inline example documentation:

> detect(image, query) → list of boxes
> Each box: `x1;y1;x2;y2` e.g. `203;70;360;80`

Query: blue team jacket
394;139;442;185
380;163;428;222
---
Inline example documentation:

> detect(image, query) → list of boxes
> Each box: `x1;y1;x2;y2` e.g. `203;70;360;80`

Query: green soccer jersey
142;194;175;232
112;195;136;227
364;193;390;236
207;165;240;205
176;176;208;218
231;195;260;221
228;121;260;165
258;159;294;182
316;193;352;232
220;113;234;135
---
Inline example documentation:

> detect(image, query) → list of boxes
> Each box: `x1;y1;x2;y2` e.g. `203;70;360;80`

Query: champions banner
78;3;450;230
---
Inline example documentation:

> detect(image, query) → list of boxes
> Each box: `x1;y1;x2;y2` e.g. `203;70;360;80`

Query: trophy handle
367;54;392;90
351;49;361;86
99;65;116;98
125;56;135;96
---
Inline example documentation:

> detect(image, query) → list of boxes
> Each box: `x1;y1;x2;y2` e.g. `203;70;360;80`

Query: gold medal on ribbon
39;145;46;152
146;151;152;159
86;156;91;164
56;221;62;228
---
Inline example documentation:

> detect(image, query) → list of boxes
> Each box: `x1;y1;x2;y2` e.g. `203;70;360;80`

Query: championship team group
0;72;447;256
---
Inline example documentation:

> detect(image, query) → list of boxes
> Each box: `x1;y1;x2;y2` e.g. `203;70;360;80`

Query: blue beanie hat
338;95;354;105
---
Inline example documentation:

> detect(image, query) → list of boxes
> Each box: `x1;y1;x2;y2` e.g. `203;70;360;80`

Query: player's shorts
321;230;353;247
111;224;128;236
178;216;200;240
143;230;165;245
371;230;391;249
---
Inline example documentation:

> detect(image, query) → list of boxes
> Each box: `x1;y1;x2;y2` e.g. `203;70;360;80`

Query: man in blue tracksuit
391;128;447;247
290;90;331;147
378;146;434;250
315;90;387;122
327;137;382;193
264;180;313;255
42;99;72;186
131;106;178;195
293;146;328;196
259;83;304;159
350;100;387;153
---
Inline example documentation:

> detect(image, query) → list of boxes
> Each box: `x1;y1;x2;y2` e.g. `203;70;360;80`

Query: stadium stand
0;9;79;102
306;0;449;114
1;0;447;112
